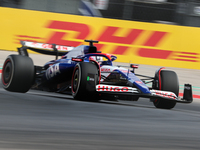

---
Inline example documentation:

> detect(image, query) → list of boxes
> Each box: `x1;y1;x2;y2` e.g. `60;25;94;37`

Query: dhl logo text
15;20;200;62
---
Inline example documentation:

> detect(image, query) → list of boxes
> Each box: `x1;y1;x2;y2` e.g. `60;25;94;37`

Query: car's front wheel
71;62;99;101
153;70;179;109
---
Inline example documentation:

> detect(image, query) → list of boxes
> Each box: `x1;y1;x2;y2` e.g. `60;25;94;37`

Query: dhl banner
0;7;200;69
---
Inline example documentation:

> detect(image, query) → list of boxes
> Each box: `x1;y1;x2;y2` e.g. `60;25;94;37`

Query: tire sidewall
71;64;82;98
2;57;14;89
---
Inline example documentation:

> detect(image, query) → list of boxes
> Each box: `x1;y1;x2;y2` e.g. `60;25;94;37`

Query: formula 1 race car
1;40;193;109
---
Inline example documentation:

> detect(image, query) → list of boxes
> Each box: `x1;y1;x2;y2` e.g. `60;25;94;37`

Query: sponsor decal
45;21;169;57
87;76;95;81
15;20;200;63
119;69;129;74
23;41;74;51
150;90;177;99
72;58;83;62
135;81;143;84
101;68;111;72
96;84;138;93
97;85;128;92
46;63;60;80
86;73;96;90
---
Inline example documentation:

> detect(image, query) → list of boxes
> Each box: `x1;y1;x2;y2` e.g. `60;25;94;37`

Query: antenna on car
84;40;101;53
84;40;99;46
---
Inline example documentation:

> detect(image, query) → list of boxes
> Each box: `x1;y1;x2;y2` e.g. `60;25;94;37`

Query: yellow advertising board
0;7;200;69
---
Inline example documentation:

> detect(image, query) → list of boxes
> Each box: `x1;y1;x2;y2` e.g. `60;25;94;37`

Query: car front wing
96;84;193;103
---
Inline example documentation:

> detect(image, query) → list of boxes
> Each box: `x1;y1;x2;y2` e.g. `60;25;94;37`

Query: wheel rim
2;60;12;85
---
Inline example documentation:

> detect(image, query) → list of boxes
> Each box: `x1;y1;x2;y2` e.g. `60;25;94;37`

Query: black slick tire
153;70;179;109
1;55;35;93
71;62;99;101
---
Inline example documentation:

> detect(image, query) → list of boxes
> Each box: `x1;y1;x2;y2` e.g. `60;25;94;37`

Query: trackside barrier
0;7;200;69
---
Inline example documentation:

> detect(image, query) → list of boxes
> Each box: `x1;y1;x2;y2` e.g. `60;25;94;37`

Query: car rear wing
17;41;74;59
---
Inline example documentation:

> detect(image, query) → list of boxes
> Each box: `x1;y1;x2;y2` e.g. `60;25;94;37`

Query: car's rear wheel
71;62;99;101
153;70;179;109
1;55;35;93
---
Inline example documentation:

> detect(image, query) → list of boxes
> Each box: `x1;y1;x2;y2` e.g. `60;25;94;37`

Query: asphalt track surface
0;51;200;150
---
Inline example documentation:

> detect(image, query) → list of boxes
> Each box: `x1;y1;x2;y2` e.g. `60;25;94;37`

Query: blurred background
1;0;200;70
1;0;200;27
0;2;200;150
